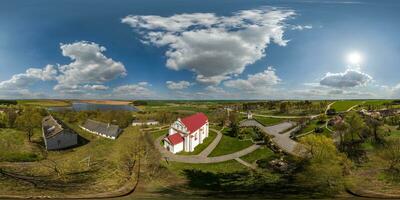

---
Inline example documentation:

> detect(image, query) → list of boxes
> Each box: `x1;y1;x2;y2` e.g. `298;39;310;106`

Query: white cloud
0;65;57;89
291;25;313;30
113;83;154;99
55;41;126;92
319;69;372;88
224;67;281;91
166;80;192;90
83;84;109;91
122;8;298;84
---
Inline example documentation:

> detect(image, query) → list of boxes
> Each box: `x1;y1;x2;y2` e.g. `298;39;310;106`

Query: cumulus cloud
166;80;192;90
224;67;280;91
0;65;57;89
320;69;372;88
113;82;154;98
83;84;109;91
122;8;298;84
0;41;127;98
55;41;126;92
291;25;312;30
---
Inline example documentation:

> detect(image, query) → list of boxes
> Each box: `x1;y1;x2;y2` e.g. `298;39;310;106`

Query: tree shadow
155;169;331;199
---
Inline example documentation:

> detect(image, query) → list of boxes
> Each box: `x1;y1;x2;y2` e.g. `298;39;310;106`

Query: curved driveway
240;120;306;157
154;128;260;164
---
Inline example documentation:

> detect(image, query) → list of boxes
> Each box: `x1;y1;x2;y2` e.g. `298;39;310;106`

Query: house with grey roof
132;119;159;126
42;115;78;150
80;119;121;140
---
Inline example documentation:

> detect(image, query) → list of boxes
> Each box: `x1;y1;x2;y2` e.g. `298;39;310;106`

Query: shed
42;115;78;150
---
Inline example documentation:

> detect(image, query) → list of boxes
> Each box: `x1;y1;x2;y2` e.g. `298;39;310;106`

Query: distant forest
0;100;17;105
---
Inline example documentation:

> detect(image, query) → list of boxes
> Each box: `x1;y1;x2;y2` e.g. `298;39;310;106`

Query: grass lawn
298;120;326;134
386;128;400;139
240;147;275;163
254;116;286;126
0;128;44;162
0;124;142;196
177;130;217;155
149;129;168;140
165;160;247;174
18;99;71;107
209;134;253;157
330;100;364;112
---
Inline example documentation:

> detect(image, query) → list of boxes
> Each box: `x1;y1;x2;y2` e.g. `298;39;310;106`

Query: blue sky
1;0;400;99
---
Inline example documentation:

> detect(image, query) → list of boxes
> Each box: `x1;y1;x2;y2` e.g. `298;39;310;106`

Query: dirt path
325;101;336;114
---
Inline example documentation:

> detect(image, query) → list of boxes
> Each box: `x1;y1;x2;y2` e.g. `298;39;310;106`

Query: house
163;113;209;154
42;115;78;150
80;119;121;140
247;111;253;119
328;115;343;126
132;119;159;126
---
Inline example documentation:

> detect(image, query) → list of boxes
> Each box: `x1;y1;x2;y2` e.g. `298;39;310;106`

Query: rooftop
82;119;121;138
180;113;208;133
42;115;64;139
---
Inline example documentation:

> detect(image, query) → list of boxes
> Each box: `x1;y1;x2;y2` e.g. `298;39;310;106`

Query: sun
347;52;362;65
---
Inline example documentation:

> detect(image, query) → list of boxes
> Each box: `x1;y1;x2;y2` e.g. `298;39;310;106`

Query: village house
328;115;344;126
163;113;209;154
247;111;253;119
132;119;159;126
80;119;121;140
42;115;78;150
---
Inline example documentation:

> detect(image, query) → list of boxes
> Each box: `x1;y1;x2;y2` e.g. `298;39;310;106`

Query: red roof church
163;113;209;154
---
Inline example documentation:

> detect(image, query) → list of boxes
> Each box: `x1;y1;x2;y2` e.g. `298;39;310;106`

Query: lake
48;102;140;112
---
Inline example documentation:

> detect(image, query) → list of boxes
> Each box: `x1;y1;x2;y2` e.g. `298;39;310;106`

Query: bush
314;127;324;133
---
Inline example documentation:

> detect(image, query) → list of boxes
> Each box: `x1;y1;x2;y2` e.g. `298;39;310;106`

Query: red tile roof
181;113;208;133
166;133;183;145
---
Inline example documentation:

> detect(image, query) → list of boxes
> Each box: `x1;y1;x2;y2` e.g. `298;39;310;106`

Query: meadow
330;100;365;112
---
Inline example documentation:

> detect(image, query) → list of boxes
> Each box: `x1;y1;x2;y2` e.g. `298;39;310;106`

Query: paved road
198;128;223;157
240;120;305;157
154;129;261;164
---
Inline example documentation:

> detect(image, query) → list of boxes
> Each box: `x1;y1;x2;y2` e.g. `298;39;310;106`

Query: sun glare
347;52;362;65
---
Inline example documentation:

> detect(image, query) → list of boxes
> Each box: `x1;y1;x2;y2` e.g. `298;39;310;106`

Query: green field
297;120;326;134
254;116;286;126
209;134;253;157
178;130;218;155
0;128;44;162
0;123;141;196
330;100;365;112
166;160;247;174
150;129;168;140
240;147;275;163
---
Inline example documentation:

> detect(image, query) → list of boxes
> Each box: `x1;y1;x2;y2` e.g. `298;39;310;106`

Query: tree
15;109;42;142
345;112;364;142
279;102;288;114
295;135;351;195
316;114;327;124
379;138;400;174
5;109;17;128
334;121;348;151
229;121;240;138
365;117;383;143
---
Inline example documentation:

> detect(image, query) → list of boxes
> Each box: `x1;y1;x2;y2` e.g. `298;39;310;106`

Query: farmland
330;100;364;112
